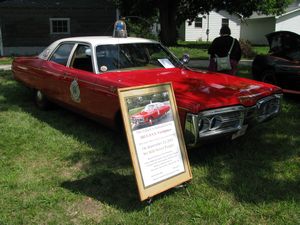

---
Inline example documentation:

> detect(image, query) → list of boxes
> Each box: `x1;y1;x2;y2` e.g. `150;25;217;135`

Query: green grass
0;57;13;65
253;46;269;55
129;106;144;116
1;70;299;224
168;41;268;59
169;46;209;60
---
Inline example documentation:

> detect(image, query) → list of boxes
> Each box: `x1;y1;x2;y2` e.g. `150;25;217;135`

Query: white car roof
56;36;158;46
39;36;159;60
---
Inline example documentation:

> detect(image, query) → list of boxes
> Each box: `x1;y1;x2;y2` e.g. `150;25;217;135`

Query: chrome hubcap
36;90;43;101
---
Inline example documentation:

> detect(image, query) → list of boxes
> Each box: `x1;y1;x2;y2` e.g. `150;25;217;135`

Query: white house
241;0;300;44
179;10;241;42
180;0;300;45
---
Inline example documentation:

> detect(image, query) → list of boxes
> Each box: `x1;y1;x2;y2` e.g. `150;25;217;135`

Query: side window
195;17;202;28
71;44;93;72
49;43;74;66
222;18;229;27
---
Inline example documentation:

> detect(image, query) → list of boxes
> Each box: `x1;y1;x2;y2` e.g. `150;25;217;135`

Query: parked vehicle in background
252;31;300;95
12;21;283;148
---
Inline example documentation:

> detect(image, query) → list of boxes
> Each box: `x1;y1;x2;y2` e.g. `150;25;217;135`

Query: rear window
49;43;74;66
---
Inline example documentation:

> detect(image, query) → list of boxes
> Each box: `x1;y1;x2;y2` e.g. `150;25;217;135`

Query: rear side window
49;43;74;66
70;44;93;72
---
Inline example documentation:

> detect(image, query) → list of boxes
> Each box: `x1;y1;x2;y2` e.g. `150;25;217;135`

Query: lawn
0;57;13;65
0;70;299;225
169;41;268;60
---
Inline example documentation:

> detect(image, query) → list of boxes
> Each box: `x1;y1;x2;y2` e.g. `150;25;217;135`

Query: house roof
247;13;274;20
247;0;300;20
285;0;300;11
0;0;112;8
275;7;300;18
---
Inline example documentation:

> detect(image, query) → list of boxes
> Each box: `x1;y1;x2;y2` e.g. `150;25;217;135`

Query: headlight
199;115;223;133
256;94;282;122
198;106;245;137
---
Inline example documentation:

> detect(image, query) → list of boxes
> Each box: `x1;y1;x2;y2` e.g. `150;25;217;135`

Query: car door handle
109;86;117;94
61;72;70;80
63;72;69;76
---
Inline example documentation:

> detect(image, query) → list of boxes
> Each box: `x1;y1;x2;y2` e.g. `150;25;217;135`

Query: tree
115;0;293;45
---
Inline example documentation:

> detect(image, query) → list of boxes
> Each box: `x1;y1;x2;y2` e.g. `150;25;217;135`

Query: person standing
208;26;241;75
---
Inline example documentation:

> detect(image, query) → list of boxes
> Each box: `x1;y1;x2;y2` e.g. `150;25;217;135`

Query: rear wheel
35;90;50;110
261;70;277;85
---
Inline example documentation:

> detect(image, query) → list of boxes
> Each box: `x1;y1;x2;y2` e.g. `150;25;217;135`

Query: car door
40;42;75;103
276;50;300;92
63;43;119;126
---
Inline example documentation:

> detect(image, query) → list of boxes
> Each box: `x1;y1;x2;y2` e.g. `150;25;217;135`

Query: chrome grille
131;117;144;124
198;106;244;138
184;94;282;147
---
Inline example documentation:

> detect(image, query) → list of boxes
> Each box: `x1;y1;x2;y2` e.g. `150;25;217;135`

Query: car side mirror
181;53;190;64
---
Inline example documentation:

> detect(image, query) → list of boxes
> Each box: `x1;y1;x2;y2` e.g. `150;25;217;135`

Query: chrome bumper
184;94;282;147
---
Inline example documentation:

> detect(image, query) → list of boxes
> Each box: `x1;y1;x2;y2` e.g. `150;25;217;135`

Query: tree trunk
158;0;178;46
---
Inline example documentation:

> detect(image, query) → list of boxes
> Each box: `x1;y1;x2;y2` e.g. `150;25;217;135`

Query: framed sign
118;83;192;201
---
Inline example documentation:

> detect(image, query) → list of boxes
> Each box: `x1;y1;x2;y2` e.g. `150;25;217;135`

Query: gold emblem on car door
70;79;81;103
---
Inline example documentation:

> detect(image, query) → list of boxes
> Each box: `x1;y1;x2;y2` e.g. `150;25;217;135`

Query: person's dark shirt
208;35;241;61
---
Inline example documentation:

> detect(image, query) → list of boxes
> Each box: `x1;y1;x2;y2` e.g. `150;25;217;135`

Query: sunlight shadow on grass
189;97;300;204
61;171;142;211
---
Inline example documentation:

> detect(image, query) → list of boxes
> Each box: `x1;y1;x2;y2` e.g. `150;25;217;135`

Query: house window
195;17;203;28
222;18;229;27
50;18;70;34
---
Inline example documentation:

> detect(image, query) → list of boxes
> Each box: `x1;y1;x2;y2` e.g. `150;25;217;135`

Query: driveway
0;64;11;70
187;59;253;69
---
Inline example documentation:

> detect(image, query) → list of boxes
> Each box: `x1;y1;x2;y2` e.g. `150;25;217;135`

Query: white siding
276;10;300;34
183;10;241;42
207;11;241;41
185;16;206;41
240;17;275;45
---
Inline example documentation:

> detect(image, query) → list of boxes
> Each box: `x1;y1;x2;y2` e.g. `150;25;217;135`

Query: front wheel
148;117;154;126
35;90;50;110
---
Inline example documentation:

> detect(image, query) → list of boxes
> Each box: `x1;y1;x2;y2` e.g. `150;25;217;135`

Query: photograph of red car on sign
128;93;172;130
118;83;192;201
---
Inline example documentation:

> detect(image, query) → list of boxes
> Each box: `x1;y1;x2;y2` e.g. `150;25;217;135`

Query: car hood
131;111;150;118
266;31;300;53
102;68;281;113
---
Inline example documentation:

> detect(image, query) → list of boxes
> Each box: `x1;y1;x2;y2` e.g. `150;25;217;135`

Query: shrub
240;39;256;59
125;17;159;41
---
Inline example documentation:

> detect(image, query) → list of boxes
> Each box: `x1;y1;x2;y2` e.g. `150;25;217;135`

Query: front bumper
184;94;282;147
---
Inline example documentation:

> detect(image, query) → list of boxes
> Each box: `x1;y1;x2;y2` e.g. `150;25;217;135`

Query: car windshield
96;43;181;72
144;104;157;111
